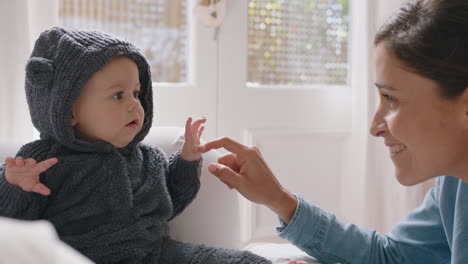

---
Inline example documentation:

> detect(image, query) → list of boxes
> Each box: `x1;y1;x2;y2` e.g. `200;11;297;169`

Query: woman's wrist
267;188;298;224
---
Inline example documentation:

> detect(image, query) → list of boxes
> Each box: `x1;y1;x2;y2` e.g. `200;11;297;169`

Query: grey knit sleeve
166;150;202;220
0;140;51;219
0;163;29;217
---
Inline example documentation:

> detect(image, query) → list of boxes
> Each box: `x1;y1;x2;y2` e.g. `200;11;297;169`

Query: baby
0;27;270;264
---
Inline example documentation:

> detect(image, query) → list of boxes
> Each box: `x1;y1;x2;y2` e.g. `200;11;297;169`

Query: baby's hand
4;157;58;196
181;117;206;162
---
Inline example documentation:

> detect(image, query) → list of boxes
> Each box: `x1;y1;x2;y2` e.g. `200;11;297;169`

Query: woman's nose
369;111;386;137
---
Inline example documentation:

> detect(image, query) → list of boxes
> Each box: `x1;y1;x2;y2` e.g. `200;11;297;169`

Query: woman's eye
113;92;123;100
382;93;396;107
133;91;140;99
383;94;394;102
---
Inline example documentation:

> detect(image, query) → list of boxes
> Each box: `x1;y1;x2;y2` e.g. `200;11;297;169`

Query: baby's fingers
35;158;59;174
5;157;15;168
15;157;25;167
191;117;206;135
191;118;206;145
25;158;37;167
185;117;194;142
31;183;51;196
198;125;205;139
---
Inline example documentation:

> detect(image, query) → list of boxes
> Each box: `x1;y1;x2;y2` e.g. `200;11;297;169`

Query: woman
201;0;468;263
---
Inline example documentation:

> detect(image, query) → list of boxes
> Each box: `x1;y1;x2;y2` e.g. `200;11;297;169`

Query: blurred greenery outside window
248;0;350;87
59;0;350;86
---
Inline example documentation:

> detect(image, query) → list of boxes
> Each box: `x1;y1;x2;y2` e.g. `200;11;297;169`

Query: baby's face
72;56;145;148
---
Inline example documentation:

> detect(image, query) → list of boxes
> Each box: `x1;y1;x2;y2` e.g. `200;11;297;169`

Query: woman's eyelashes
381;93;397;107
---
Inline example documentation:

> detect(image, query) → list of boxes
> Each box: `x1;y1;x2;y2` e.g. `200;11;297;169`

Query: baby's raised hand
4;157;58;196
181;117;206;162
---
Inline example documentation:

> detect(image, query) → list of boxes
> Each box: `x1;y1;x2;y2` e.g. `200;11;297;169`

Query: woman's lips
389;144;407;155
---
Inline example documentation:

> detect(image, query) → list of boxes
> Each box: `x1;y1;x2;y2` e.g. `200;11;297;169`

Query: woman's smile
389;144;407;156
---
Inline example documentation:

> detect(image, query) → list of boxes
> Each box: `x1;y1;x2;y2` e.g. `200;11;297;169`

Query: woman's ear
459;87;468;125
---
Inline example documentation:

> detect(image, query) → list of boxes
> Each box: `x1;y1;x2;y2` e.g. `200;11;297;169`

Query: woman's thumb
208;163;240;188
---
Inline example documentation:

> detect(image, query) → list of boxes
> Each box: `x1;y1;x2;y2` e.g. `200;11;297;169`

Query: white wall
0;0;57;144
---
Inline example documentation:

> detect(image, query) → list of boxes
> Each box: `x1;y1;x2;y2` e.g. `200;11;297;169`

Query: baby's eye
113;92;123;100
133;91;140;99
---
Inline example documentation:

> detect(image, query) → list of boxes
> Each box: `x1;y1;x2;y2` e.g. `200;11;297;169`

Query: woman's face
370;43;468;185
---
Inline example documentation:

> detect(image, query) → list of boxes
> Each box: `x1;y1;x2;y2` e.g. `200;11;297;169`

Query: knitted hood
25;27;153;153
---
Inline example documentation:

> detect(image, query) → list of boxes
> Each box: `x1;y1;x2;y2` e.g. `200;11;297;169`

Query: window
247;0;350;86
58;0;188;83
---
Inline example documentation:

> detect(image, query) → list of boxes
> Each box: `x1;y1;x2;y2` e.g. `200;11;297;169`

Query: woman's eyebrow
374;82;397;91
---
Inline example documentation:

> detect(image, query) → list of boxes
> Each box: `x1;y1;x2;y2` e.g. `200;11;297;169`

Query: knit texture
0;141;203;263
0;26;272;263
157;238;271;264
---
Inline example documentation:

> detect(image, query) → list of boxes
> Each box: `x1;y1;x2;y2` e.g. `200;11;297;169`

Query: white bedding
0;217;93;264
0;215;322;264
245;242;322;264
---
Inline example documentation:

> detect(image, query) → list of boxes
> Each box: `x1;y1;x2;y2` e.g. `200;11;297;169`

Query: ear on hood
25;57;54;90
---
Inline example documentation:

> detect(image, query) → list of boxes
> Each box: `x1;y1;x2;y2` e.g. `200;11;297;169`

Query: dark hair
375;0;468;99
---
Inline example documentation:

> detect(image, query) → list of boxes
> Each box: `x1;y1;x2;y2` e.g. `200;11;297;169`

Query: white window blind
247;0;350;86
58;0;188;83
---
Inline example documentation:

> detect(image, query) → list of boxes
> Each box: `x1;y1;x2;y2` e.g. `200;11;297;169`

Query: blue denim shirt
277;176;467;264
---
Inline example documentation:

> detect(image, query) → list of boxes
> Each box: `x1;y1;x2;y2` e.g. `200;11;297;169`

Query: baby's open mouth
126;120;138;127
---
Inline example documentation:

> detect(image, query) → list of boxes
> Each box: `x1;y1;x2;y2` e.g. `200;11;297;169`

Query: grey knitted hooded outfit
0;27;270;264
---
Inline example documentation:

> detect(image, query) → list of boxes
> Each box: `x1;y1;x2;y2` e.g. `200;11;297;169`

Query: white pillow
143;126;186;155
0;217;92;264
245;242;322;264
144;127;243;249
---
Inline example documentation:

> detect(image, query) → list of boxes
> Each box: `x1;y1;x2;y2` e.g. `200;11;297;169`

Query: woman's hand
181;117;206;162
4;156;58;196
201;137;298;223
